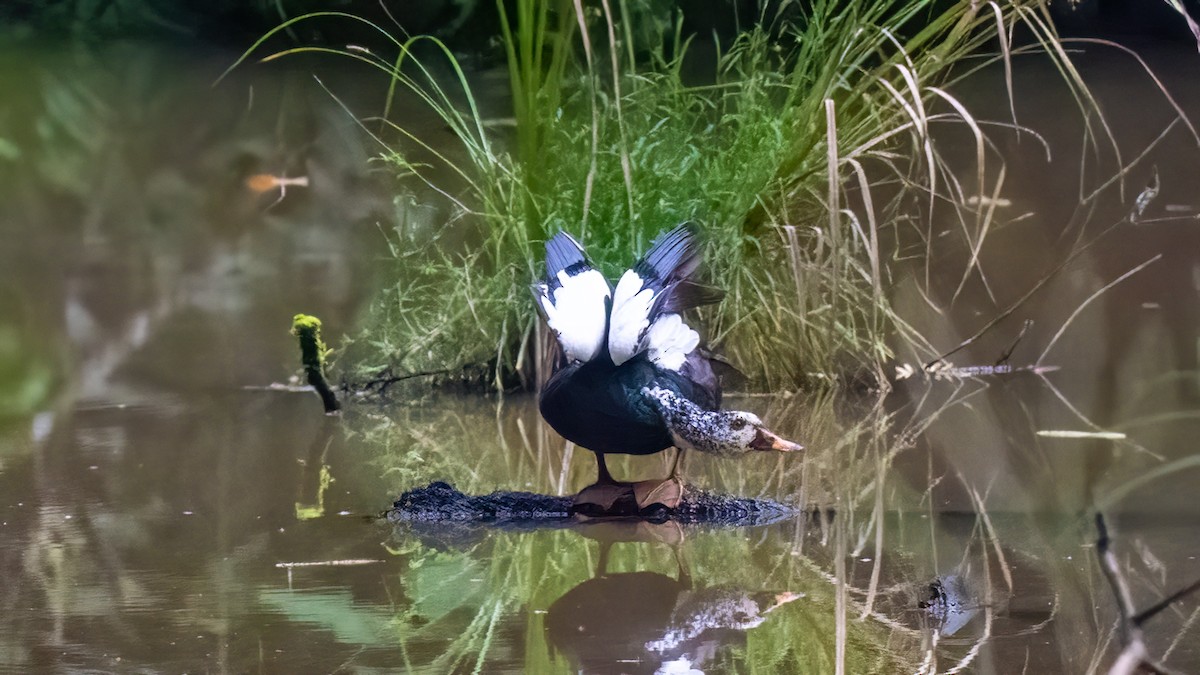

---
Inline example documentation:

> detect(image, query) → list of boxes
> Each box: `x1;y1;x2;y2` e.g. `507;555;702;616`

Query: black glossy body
539;353;719;457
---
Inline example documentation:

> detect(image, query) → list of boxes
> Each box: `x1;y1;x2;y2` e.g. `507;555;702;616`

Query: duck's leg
667;447;686;480
573;451;635;516
629;447;686;512
595;451;616;484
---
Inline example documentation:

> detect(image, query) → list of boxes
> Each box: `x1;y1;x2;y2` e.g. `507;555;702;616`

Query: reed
228;2;1104;391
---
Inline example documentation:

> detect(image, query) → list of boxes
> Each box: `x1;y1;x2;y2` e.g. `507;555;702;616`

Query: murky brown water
2;37;1198;674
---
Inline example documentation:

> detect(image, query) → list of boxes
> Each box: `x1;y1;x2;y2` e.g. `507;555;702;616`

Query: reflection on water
544;522;800;674
2;36;1199;674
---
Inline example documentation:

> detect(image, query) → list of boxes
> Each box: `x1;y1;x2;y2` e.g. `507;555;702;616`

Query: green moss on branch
291;313;340;414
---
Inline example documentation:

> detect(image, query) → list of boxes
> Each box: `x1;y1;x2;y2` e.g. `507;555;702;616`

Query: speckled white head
642;387;804;457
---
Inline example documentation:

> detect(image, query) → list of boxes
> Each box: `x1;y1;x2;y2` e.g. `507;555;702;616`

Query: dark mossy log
387;481;798;527
291;314;340;414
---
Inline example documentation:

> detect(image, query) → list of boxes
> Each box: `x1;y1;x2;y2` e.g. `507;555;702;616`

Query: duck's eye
730;418;746;430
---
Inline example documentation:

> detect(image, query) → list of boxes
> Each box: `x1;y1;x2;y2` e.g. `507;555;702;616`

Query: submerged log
387;481;797;528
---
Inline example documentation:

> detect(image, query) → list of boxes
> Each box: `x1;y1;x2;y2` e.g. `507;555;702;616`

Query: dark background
2;0;1198;52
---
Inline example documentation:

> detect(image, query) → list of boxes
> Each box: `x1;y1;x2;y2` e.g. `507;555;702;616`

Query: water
2;38;1199;674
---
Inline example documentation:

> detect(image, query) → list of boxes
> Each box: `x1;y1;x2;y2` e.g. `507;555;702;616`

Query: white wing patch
645;313;699;371
608;270;657;365
536;268;610;363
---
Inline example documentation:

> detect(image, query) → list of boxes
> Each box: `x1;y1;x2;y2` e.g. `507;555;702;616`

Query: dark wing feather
637;223;723;320
544;231;590;291
651;280;725;316
638;219;720;317
633;222;702;288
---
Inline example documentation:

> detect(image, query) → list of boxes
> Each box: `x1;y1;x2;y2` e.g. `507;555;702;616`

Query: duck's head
642;387;804;457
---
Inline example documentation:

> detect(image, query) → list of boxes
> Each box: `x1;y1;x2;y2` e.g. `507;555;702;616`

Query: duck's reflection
545;521;798;674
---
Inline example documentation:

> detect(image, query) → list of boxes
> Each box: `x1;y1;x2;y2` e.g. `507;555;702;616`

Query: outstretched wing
607;223;723;369
532;231;612;364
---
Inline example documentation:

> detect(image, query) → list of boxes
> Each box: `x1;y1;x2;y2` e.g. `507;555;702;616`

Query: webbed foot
572;477;686;519
632;476;684;511
572;482;635;514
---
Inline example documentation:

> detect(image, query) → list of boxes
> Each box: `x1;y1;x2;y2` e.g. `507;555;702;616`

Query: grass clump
233;1;1088;391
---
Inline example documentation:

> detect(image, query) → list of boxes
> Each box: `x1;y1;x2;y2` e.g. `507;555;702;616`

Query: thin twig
995;319;1033;366
347;367;454;394
1095;514;1180;675
1132;578;1200;627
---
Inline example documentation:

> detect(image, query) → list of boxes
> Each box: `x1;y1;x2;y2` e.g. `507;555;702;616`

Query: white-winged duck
533;223;802;514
